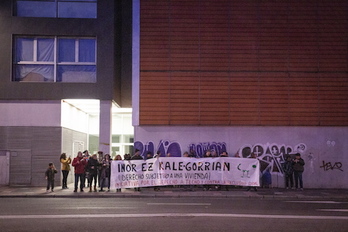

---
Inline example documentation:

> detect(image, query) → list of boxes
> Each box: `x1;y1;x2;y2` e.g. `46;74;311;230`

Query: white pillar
99;100;112;154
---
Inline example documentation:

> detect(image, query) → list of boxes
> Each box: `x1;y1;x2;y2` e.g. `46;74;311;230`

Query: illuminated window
13;36;96;83
15;0;97;18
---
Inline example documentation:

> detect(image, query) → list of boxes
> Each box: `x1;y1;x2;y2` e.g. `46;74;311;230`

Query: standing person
86;154;99;192
97;151;104;187
72;151;87;192
45;162;57;193
203;150;212;191
60;153;71;189
246;152;258;191
131;149;143;191
219;151;229;191
131;149;143;160
114;155;123;192
99;154;112;192
82;150;90;188
282;155;294;189
292;153;305;190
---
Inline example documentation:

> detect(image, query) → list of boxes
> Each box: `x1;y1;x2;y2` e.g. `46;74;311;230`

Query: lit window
15;0;97;18
13;36;96;83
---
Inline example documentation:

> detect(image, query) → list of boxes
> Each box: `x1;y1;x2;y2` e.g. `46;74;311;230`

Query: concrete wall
134;126;348;189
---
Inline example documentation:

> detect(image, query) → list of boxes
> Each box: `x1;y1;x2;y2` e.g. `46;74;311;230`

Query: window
15;0;97;18
13;36;96;83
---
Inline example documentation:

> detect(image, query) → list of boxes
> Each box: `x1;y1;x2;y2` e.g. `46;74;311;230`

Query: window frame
14;0;97;19
13;36;97;83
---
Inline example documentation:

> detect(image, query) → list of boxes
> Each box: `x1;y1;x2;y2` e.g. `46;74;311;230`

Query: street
0;197;347;232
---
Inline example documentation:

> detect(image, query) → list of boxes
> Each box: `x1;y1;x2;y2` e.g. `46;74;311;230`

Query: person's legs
46;180;50;191
74;174;79;192
294;171;299;189
285;175;289;188
289;173;294;188
51;179;55;191
79;174;84;191
62;170;68;188
298;172;303;189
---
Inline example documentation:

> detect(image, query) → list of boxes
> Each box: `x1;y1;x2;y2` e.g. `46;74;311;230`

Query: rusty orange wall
139;0;348;126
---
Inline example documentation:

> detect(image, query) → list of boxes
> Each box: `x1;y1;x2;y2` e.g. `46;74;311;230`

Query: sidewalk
0;184;347;200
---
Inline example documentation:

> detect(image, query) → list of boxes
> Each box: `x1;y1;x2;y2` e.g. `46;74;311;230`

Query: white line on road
0;213;347;220
147;203;211;206
285;201;342;204
317;209;348;212
58;207;136;209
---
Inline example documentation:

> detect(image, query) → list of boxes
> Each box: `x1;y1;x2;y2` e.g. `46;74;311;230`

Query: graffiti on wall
189;142;227;157
134;140;307;176
320;160;343;172
134;140;182;158
237;143;307;176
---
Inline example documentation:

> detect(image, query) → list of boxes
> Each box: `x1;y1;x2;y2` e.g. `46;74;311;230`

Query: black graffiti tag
320;160;343;172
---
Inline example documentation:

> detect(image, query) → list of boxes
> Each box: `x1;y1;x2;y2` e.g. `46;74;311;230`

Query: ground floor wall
0;126;61;187
134;126;348;189
0;126;89;187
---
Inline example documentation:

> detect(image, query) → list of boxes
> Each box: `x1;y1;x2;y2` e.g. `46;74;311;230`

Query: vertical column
132;0;140;126
99;100;112;154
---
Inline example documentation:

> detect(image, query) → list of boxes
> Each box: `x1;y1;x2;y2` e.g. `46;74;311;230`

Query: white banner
110;157;260;188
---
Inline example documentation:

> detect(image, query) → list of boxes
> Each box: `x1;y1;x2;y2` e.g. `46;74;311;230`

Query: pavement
0;184;347;200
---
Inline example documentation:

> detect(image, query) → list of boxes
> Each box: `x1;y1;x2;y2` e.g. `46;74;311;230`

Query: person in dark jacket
282;155;294;189
72;151;87;192
45;162;57;193
292;153;305;190
86;154;99;192
131;149;143;191
99;154;112;192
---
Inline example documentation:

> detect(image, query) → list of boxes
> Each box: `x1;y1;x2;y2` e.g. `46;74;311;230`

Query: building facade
0;0;347;189
134;0;348;188
0;0;133;186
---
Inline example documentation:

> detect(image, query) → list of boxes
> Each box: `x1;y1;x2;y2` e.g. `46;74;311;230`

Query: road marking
58;207;136;209
0;213;347;220
318;209;348;212
285;201;341;204
147;203;211;206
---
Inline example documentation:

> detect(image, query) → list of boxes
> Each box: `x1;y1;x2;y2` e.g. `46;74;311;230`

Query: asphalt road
0;197;347;232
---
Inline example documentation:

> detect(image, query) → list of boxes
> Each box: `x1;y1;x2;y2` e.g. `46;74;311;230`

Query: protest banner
110;157;260;189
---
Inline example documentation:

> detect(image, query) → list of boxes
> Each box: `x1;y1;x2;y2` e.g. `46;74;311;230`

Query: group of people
69;150;113;193
44;149;305;193
282;153;305;190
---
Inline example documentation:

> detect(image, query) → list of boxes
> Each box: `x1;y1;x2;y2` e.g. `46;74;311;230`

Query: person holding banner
203;150;213;191
114;155;123;192
131;149;143;191
246;152;258;191
99;154;112;192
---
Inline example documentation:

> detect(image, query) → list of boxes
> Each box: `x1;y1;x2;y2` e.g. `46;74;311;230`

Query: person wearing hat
292;153;305;190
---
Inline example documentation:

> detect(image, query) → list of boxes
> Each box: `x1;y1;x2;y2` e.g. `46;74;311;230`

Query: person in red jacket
72;151;87;192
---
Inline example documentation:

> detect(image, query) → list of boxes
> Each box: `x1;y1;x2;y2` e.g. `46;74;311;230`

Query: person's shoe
51;190;54;192
80;189;84;192
73;189;77;192
99;189;105;192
